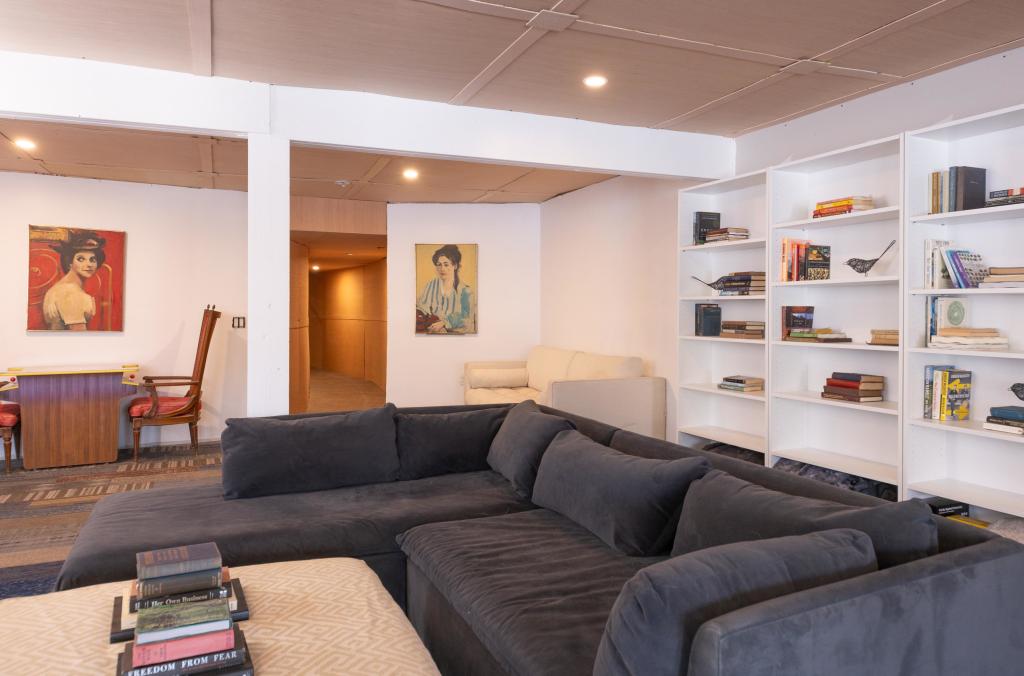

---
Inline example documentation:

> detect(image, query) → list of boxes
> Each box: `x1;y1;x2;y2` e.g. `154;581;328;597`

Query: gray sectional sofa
58;402;1024;675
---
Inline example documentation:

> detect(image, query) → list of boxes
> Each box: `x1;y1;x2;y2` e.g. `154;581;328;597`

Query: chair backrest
189;306;222;397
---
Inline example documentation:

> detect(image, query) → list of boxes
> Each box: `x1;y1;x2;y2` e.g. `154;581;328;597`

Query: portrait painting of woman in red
27;225;126;332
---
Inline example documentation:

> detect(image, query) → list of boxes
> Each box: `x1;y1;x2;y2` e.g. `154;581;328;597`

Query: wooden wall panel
308;273;325;370
337;320;365;379
319;258;387;389
362;258;387;322
364;320;387;390
290;196;387;235
289;241;310;413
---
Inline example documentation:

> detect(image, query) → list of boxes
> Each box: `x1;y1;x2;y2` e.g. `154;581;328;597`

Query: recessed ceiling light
14;138;36;151
311;264;320;272
583;74;608;89
402;168;419;180
346;253;353;256
334;179;351;188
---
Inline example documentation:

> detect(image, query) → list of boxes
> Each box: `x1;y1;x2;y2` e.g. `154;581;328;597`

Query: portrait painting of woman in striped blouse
415;243;477;334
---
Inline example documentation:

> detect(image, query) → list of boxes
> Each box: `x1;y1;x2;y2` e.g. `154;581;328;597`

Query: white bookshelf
677;170;769;461
903;104;1024;519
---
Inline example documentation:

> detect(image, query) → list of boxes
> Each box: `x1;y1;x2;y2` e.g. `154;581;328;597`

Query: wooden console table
0;365;139;469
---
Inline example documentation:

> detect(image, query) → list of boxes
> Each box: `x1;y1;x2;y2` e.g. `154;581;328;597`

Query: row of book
821;373;884;404
779;239;830;281
693;304;765;339
706;227;750;242
717;375;763;393
780;306;851;343
981;265;1024;289
923;239;986;289
812;195;874;219
926;298;1009;350
112;542;252;676
923;365;972;421
986;186;1024;208
984;405;1024;436
928;166;986;214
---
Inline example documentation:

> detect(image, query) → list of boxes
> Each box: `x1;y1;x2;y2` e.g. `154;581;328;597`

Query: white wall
540;176;695;435
0;172;247;445
737;46;1024;172
386;203;540;406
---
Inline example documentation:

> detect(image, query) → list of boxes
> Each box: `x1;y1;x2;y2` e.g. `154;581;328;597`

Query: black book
956;166;986;211
692;211;720;245
117;627;249;676
695;304;721;337
925;497;970;518
131;584;232;613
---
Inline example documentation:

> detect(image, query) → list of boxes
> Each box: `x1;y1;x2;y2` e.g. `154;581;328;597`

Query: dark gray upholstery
400;509;662;676
674;470;937;568
220;403;399;499
594;529;877;676
56;470;533;593
533;430;710;555
487;400;575;498
539;405;618;445
396;406;510;480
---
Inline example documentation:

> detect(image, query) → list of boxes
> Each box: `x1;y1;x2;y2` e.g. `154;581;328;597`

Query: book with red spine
825;378;884;390
132;627;235;667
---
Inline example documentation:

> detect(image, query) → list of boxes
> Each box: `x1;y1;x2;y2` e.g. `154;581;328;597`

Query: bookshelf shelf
681;382;765;402
679;425;767;453
907;478;1024;519
772;276;898;288
773;447;898;484
908;287;1024;296
771;340;899;352
679;294;766;302
907;418;1024;444
910;202;1024;225
906;347;1024;360
773;391;898;415
679;237;766;252
773;206;900;230
681;336;765;345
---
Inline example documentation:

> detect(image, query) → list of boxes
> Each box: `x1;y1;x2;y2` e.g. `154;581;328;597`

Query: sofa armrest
464;361;528;392
688;538;1024;676
548;377;666;439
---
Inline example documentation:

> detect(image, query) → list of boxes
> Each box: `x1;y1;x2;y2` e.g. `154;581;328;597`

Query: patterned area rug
0;443;222;600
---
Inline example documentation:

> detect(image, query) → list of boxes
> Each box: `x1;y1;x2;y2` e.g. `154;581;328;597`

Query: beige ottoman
0;558;440;675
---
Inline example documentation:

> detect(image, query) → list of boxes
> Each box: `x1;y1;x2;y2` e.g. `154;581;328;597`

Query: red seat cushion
128;396;196;418
0;401;19;427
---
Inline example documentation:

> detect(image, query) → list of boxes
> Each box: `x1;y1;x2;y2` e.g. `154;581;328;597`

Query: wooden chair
0;401;20;473
128;306;221;461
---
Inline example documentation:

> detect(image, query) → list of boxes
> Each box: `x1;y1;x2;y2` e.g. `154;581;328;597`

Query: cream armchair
464;346;667;439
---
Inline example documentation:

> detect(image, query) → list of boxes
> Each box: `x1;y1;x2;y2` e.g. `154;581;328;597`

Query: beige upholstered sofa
464;346;667;439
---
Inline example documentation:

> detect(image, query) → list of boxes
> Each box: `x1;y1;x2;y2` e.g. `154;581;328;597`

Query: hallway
307;369;385;413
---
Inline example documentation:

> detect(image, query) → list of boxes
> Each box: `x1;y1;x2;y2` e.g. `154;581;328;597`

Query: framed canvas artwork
27;225;126;332
415;243;477;335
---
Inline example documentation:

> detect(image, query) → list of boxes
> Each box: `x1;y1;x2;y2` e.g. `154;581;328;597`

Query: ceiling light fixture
346;253;353;256
583;74;608;89
402;168;419;180
14;138;36;151
311;265;320;272
334;179;351;188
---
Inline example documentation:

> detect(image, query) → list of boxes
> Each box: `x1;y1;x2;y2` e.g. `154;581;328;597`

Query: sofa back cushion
526;346;577;392
221;403;399;499
533;430;710;556
566;352;643;381
467;367;529;389
594;529;878;676
487;400;575;498
674;470;938;568
396;406;510;480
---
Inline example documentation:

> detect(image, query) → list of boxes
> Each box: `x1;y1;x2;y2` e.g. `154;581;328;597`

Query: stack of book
713;271;765;296
705;227;749;243
786;328;852;343
717;375;764;393
983;405;1024;436
928;166;986;214
720;320;765;340
986;186;1024;209
822;373;884;403
113;543;253;675
980;266;1024;289
929;327;1009;351
923;239;987;288
923;365;972;420
779;239;830;281
867;329;899;346
812;196;874;218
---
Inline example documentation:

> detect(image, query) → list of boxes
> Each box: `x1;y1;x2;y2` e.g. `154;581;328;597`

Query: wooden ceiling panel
213;139;248;175
291;146;384;181
0;0;192;72
352;182;488;203
291;178;358;199
669;72;874;136
370;157;532;191
574;0;936;60
499;167;614;195
213;174;248;191
0;157;48;174
212;0;525;101
829;0;1024;77
40;163;211;189
475;191;555;203
469;29;777;126
496;0;555;11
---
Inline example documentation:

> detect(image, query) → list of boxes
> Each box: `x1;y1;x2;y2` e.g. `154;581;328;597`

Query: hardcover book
135;598;232;644
940;370;972;421
118;626;248;676
692;211;720;245
990;406;1024;422
111;580;249;644
804;244;831;280
131;627;236;668
923;365;955;419
781;306;813;338
694;304;721;337
138;567;227;600
136;543;222;581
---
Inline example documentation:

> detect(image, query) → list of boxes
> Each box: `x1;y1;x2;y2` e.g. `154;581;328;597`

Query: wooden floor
308;369;385;413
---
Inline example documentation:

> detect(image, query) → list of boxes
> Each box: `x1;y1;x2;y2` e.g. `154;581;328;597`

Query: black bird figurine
1010;383;1024;401
691;275;731;291
845;239;896;276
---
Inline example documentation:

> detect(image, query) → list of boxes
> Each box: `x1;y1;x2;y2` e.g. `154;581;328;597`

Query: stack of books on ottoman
821;373;885;404
111;542;253;675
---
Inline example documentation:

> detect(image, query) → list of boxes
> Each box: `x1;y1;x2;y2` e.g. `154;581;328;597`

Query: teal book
990;406;1024;422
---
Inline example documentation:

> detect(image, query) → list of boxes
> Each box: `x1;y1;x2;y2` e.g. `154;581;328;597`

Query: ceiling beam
654;72;796;130
185;0;213;76
449;26;549;105
412;0;535;22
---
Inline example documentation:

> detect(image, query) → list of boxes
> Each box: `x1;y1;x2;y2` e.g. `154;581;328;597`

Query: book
924;497;970;517
130;584;232;613
781;306;813;338
932;369;950;420
692;211;720;245
831;373;884;383
949;249;988;287
989;188;1024;199
935;298;968;331
137;543;222;581
723;375;764;385
694;304;721;337
111;580;248;644
822;387;884;401
132;627;236;668
821;392;883;403
924;365;955;418
805;244;830;280
986;416;1024;428
989;266;1024;275
947;514;990;529
718;383;762;392
925;239;953;289
990;406;1024;422
138;567;226;600
119;626;248;676
983;421;1024;435
940;370;972;421
958;166;987;210
135;598;232;644
825;378;884;391
936;327;1000;337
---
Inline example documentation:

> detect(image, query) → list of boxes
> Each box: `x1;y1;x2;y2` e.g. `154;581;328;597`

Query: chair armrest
141;380;199;388
142;375;192;381
549;377;666;439
688;538;1024;676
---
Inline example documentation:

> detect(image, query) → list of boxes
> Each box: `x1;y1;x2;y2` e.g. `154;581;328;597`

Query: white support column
246;134;291;416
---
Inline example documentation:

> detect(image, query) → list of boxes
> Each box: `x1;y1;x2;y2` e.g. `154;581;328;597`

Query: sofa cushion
487;400;575;498
57;470;534;591
526;346;577;392
396;407;510;480
468;367;529;389
464;386;541;406
594;529;878;676
674;470;938;568
566;352;643;381
533;430;709;556
400;509;662;676
221;403;399;499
